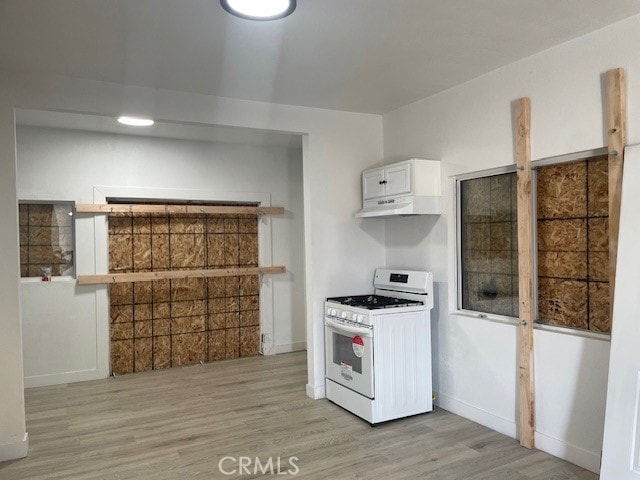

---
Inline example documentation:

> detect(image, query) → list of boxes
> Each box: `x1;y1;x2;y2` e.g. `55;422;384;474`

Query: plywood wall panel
240;326;260;357
109;235;133;272
225;329;240;359
134;338;153;372
110;282;133;305
111;305;133;323
538;251;587;280
111;339;134;375
537;157;610;332
589;282;610;332
537;219;587;252
133;282;153;304
153;319;171;336
153;336;171;370
538;278;588;329
589;252;609;282
587;156;609;217
208;313;225;330
134;321;152;338
588;218;608;251
108;211;261;375
134;304;153;322
172;333;206;366
226;312;240;329
208;331;226;361
111;322;133;341
537;162;587;219
239;275;259;296
239;217;259;234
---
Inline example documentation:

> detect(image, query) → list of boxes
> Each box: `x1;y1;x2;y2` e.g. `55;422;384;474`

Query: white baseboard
265;342;307;355
435;392;600;474
24;368;107;388
435;391;517;438
0;433;29;462
306;383;326;399
535;431;601;474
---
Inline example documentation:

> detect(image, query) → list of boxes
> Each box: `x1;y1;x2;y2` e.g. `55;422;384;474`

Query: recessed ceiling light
220;0;296;21
117;116;155;127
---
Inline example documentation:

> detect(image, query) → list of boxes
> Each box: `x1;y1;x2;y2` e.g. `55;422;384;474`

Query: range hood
355;195;442;218
355;158;442;218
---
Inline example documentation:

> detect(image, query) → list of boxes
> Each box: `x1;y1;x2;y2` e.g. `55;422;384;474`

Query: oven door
324;316;374;399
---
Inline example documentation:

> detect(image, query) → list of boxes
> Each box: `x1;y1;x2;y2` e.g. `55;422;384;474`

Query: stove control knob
329;308;337;316
341;311;347;319
356;315;364;323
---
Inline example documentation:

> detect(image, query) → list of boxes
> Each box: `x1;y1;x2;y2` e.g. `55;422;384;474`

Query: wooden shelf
75;204;285;216
77;266;286;285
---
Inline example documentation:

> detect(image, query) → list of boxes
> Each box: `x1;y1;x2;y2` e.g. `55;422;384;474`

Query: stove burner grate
326;294;422;310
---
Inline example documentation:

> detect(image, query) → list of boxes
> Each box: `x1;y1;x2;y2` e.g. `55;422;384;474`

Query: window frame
454;164;519;324
452;147;612;340
18;199;77;280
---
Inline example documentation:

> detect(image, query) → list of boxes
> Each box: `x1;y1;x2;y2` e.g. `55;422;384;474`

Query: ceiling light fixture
220;0;296;21
117;116;155;127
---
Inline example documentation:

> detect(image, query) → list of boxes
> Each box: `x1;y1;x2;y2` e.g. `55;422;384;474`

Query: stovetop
326;294;423;310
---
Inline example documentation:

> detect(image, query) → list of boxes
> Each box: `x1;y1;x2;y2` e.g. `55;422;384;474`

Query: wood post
515;97;535;449
606;68;627;318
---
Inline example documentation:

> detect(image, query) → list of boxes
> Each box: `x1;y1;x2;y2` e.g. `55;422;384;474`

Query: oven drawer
324;317;374;399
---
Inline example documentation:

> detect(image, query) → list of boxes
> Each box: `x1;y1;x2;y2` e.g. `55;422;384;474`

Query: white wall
0;72;385;460
382;13;640;473
0;108;28;461
16;126;306;386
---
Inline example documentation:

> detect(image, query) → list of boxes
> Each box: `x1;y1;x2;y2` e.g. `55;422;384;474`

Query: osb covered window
19;202;75;278
536;155;610;333
458;171;519;317
108;211;261;375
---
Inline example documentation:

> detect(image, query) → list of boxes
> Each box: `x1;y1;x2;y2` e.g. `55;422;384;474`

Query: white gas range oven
324;268;434;425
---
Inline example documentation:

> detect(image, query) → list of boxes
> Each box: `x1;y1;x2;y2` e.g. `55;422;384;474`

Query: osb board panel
589;282;611;332
538;278;588;330
538;251;587;280
537;219;587;252
587;156;609;217
537;161;587;219
537;157;610;333
108;212;260;375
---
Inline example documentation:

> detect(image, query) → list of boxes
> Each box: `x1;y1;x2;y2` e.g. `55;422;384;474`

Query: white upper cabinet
363;167;386;200
384;162;412;197
356;158;442;217
361;159;440;200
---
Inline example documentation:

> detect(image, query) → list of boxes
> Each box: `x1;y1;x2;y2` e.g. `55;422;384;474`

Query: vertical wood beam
515;97;535;449
606;68;627;319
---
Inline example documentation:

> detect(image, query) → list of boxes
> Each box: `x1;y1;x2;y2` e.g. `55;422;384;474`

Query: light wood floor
0;352;597;479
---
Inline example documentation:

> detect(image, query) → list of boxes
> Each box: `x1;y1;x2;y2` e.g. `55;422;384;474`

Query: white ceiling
2;0;640;114
16;109;303;148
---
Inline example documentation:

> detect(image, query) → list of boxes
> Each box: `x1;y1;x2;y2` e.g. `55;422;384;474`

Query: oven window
332;332;362;373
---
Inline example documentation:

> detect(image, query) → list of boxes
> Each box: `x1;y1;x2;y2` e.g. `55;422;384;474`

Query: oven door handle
325;317;372;337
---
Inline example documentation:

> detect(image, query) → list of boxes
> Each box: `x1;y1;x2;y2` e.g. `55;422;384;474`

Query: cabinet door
384;162;412;196
363;168;386;200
